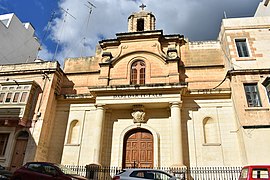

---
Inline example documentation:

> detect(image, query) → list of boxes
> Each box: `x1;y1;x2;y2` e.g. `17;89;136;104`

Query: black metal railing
64;165;242;180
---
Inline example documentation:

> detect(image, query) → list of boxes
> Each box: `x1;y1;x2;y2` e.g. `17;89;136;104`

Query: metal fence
65;165;242;180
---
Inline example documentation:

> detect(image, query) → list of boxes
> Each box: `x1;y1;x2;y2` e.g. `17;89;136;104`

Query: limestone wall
183;97;243;166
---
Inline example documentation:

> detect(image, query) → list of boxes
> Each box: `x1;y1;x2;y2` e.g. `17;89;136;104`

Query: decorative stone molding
169;101;182;108
167;48;178;59
101;51;112;62
131;105;147;124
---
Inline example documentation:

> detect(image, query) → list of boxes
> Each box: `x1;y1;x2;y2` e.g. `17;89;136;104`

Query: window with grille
244;84;262;107
235;39;250;57
131;61;145;85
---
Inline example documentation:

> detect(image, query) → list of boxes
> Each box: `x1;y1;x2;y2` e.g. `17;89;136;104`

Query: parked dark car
11;162;87;180
0;165;12;180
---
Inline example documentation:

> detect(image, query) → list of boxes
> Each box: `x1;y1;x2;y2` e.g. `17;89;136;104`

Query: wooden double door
123;129;153;168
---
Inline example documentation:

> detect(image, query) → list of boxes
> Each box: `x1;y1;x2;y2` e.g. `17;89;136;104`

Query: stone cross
139;3;146;10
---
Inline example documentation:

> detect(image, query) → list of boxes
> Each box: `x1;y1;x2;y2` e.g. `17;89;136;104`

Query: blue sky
0;0;262;65
0;0;58;50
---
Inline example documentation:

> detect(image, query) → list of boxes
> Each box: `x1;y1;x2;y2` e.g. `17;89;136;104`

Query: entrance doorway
123;129;153;168
10;131;29;172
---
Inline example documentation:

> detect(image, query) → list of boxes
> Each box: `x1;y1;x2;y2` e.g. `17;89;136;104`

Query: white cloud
37;45;54;61
48;0;261;65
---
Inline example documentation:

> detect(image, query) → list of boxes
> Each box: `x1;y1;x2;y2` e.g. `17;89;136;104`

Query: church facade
0;1;270;170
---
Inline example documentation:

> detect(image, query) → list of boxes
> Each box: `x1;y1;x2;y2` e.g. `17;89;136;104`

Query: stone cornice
89;83;188;96
188;88;231;95
0;61;62;75
228;68;270;75
99;30;185;48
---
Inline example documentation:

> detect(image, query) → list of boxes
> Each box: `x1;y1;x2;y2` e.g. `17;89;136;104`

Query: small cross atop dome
139;3;146;11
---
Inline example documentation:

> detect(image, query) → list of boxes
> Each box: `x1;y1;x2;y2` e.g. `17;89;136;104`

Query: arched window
67;120;80;144
131;60;145;85
203;117;220;144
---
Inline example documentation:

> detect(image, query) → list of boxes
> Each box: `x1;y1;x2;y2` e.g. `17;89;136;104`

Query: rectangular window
131;69;137;85
140;68;145;84
235;39;250;57
244;84;262;107
20;92;28;102
0;134;9;156
137;19;144;31
0;93;5;103
13;92;20;102
5;93;12;103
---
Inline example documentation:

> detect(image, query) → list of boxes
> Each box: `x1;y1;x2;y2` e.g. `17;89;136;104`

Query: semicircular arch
111;50;167;67
118;124;160;167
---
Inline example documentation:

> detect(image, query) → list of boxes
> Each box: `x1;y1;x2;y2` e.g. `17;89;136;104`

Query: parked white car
112;168;179;180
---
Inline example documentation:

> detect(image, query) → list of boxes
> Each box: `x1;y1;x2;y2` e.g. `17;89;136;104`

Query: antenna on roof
36;11;55;60
87;1;96;8
60;8;77;20
52;8;76;61
223;11;227;19
80;1;96;57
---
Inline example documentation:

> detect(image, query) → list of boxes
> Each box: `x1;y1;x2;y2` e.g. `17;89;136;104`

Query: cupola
128;4;156;32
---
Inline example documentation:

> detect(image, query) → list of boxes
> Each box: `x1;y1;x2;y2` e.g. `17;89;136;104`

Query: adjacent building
0;0;269;171
0;13;40;64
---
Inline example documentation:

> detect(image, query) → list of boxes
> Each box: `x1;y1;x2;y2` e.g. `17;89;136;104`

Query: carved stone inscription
113;93;162;99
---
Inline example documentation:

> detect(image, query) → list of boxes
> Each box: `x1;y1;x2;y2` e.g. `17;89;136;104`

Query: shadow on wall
181;98;201;167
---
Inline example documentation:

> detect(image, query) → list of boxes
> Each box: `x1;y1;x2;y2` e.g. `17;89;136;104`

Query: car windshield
55;164;77;175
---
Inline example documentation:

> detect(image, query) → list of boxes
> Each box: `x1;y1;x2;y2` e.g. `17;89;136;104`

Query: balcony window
0;85;30;104
235;39;250;57
244;84;262;107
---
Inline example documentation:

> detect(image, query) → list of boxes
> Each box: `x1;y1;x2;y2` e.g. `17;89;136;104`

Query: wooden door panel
140;142;146;149
10;139;28;172
124;130;153;168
